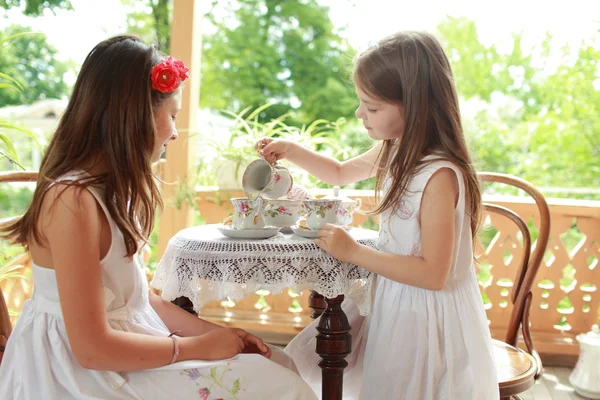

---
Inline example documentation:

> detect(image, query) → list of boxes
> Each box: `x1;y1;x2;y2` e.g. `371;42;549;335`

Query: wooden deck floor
522;367;593;400
268;336;592;399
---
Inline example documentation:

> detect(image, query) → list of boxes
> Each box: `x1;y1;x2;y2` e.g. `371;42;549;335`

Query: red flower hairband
150;56;190;93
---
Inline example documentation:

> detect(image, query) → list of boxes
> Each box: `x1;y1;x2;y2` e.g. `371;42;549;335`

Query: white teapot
323;186;362;227
570;324;600;399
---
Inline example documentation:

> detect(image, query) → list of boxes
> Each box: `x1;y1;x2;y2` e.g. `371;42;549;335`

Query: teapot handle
354;197;362;211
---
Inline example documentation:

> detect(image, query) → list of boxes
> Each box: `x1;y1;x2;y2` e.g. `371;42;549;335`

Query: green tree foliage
0;25;70;106
0;185;32;218
201;0;356;124
0;0;70;15
122;0;171;53
123;0;357;123
438;17;599;195
120;3;597;196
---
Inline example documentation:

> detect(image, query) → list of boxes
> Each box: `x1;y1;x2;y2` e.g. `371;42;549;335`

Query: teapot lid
324;186;353;202
578;324;600;345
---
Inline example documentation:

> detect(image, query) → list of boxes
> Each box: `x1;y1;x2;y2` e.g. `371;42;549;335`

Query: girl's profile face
153;87;182;162
354;85;405;141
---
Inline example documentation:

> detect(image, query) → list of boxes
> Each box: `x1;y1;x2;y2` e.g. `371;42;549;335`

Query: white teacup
325;186;362;227
302;199;341;230
264;199;304;228
336;198;362;227
242;159;293;200
231;197;265;230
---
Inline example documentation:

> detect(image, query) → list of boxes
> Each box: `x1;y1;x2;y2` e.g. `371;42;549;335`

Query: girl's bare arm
148;292;223;336
319;168;459;290
260;139;383;186
44;186;245;371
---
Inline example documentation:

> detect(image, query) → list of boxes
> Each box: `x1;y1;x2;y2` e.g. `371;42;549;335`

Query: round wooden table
152;224;378;400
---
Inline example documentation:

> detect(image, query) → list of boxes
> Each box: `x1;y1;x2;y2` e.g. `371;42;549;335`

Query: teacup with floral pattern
302;199;341;230
263;199;304;228
230;197;265;229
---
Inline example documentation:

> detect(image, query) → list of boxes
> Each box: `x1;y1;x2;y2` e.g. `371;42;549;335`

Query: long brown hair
354;31;482;238
2;35;179;257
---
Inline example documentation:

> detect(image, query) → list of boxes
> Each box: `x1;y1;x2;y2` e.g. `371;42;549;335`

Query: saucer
279;226;294;234
290;226;319;239
217;226;281;239
291;225;352;239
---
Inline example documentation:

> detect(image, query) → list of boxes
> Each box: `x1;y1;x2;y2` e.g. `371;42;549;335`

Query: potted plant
201;103;339;190
200;103;279;189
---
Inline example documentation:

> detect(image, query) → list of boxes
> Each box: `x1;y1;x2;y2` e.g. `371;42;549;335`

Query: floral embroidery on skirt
182;364;241;400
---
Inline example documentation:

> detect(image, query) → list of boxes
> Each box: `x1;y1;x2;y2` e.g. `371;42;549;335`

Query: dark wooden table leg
316;294;351;400
171;296;197;315
309;290;326;319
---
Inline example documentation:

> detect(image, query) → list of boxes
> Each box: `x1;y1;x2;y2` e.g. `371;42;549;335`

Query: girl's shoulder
42;183;99;219
413;154;463;185
39;171;109;230
420;152;460;168
33;182;106;258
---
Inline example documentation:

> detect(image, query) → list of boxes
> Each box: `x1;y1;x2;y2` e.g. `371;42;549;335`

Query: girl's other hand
198;328;245;360
255;138;293;164
241;332;272;358
315;223;359;263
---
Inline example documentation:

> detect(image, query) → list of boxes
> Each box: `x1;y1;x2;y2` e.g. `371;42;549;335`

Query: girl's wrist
350;243;369;269
285;140;301;159
175;336;197;362
168;332;180;364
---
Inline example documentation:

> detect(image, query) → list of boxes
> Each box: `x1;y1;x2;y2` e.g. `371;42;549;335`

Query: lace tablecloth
152;224;379;315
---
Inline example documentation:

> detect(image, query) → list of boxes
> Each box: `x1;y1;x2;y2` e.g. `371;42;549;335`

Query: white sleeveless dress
0;173;317;400
285;158;499;399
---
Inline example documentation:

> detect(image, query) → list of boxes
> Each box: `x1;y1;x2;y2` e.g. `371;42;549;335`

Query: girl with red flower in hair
0;35;316;400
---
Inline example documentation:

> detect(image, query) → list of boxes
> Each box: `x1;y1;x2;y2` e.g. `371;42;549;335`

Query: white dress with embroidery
0;174;317;400
285;159;499;399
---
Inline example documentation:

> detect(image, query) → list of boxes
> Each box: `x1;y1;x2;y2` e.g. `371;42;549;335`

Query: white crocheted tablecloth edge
152;226;378;316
